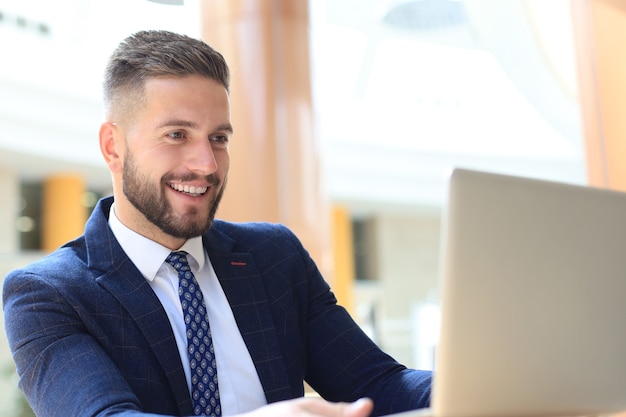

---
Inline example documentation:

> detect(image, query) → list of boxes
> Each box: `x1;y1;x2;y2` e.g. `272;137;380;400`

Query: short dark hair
103;30;230;122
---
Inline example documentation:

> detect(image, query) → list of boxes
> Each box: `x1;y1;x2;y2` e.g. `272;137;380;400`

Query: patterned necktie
166;251;221;416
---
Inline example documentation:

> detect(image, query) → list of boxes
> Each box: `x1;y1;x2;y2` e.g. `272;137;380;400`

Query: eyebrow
157;120;234;134
216;123;234;134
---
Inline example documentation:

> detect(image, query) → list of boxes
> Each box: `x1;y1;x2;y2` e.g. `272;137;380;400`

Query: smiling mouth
168;183;209;196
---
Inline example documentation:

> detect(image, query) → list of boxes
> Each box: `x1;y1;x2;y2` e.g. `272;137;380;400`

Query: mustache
162;172;221;186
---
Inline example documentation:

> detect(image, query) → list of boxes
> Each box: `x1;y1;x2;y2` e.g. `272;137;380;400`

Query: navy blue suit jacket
3;197;431;417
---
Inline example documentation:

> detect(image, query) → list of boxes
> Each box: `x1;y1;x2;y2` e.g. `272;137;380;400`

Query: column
572;0;626;189
201;0;331;277
42;174;86;252
331;206;355;312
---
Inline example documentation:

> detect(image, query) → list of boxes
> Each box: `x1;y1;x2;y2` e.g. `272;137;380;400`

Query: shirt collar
108;203;206;281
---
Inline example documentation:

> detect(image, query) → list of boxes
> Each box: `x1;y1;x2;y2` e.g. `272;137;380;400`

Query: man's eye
210;135;229;144
167;131;185;140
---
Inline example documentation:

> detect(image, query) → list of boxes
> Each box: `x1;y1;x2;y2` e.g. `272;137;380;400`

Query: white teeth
169;183;208;196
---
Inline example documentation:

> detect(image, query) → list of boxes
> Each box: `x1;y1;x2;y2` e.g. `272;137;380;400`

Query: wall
354;211;442;368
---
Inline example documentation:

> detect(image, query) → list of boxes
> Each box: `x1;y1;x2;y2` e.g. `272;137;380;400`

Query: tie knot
166;251;190;272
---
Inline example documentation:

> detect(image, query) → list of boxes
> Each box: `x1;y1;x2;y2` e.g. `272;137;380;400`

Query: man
3;30;431;417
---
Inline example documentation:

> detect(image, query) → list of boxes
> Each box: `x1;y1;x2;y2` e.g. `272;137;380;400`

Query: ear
99;122;123;173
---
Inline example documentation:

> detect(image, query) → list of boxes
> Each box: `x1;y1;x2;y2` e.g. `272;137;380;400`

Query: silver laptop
394;168;626;417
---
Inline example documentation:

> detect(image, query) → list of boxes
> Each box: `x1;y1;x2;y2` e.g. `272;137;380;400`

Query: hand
239;397;374;417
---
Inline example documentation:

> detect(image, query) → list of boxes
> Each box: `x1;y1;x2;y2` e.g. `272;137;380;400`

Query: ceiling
0;0;586;212
311;0;585;212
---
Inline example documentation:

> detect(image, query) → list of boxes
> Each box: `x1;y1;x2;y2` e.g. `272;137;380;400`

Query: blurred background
0;0;621;414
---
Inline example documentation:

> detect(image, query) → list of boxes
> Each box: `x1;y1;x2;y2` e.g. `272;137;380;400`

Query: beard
122;151;226;239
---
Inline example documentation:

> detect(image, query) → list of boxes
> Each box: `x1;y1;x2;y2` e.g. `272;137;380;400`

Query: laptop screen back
433;169;626;417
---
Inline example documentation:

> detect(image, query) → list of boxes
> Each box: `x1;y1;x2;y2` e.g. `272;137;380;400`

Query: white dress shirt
108;204;267;415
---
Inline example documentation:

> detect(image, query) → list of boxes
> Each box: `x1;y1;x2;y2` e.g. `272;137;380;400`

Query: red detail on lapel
231;261;247;266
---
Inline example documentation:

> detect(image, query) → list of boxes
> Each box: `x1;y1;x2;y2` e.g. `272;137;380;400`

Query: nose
186;139;218;175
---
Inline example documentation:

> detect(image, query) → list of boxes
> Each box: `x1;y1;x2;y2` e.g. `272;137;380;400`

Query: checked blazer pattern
3;196;431;417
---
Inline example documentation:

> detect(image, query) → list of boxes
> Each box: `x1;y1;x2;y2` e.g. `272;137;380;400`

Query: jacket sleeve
278;226;432;416
2;268;176;417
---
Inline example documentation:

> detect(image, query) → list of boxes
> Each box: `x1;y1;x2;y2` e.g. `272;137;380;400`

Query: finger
302;397;373;417
342;398;374;417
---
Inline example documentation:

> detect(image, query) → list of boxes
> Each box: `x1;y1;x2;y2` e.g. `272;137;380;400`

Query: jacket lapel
96;263;193;414
85;198;193;415
206;232;294;403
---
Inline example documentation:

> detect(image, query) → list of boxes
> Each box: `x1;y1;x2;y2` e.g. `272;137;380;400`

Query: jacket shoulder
6;239;88;278
210;220;299;249
212;219;291;236
206;220;313;274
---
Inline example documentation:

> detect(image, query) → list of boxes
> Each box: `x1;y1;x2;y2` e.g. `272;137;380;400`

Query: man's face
111;75;232;248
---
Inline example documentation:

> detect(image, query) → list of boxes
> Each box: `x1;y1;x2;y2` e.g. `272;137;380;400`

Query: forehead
140;75;231;121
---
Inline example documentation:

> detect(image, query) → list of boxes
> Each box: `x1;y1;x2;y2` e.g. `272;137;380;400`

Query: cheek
217;151;230;174
142;148;177;172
